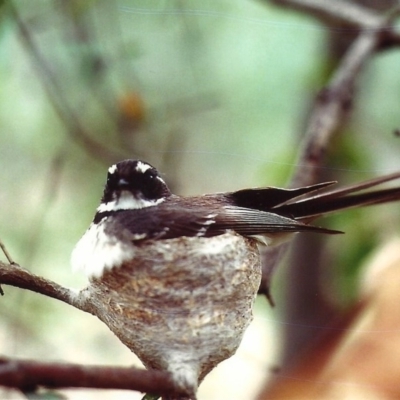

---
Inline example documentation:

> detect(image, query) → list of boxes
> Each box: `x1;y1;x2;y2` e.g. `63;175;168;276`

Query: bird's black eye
141;169;163;199
107;172;118;188
101;160;172;203
145;170;156;179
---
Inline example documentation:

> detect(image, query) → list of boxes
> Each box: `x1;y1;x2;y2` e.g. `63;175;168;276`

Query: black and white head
97;160;171;213
72;160;172;278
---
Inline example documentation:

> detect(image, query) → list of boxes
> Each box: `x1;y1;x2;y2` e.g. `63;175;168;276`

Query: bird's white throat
71;219;136;279
97;191;165;212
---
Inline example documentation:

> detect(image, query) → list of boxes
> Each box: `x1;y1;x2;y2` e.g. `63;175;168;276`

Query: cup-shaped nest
81;232;261;398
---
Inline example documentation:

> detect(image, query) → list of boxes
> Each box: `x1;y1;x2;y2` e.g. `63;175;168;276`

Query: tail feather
229;181;336;211
275;171;400;220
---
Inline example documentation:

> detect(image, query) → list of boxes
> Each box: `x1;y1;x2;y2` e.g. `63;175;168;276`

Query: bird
71;159;400;399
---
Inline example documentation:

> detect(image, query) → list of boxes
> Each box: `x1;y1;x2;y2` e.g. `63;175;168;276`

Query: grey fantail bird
72;160;400;399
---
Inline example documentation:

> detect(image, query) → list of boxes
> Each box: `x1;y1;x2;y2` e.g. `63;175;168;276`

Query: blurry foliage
0;0;400;399
260;238;400;400
320;132;400;305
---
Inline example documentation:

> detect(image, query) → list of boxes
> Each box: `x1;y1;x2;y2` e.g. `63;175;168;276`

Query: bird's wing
108;203;340;243
209;206;341;236
107;206;219;241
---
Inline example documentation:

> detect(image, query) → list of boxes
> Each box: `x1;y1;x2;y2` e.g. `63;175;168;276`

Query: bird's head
97;159;171;212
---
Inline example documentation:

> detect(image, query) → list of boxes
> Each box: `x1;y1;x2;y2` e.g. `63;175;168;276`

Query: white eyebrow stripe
108;164;117;174
135;161;152;173
156;176;167;184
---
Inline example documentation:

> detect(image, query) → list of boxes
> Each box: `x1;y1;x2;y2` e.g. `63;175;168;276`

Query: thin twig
0;240;17;295
8;2;124;165
0;240;15;265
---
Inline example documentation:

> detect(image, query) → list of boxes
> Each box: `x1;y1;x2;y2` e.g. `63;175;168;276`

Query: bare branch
0;357;177;396
0;260;97;318
259;12;394;295
270;0;400;48
290;28;380;188
0;263;194;397
270;0;384;28
7;2;125;166
0;261;77;307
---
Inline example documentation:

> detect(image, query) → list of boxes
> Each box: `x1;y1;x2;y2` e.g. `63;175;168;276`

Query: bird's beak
118;178;129;187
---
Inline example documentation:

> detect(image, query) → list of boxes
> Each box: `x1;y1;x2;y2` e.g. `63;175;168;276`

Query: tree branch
271;0;383;28
290;27;380;188
7;2;125;166
0;261;78;308
269;0;400;47
0;262;191;397
270;0;394;30
0;357;177;395
259;13;394;295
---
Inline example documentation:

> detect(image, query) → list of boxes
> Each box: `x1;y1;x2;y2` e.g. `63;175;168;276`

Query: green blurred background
1;1;400;399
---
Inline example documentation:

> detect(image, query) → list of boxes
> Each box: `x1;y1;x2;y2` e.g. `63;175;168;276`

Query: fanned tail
274;171;400;220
